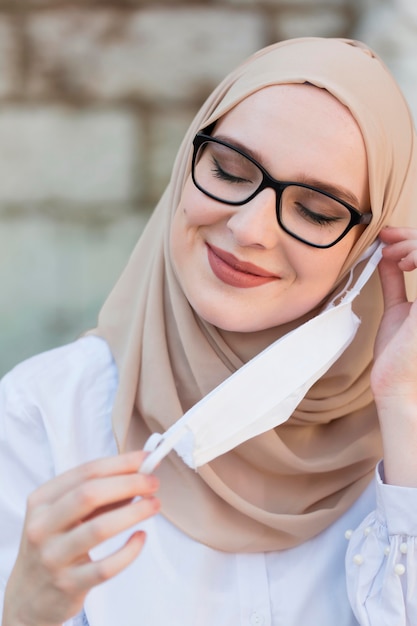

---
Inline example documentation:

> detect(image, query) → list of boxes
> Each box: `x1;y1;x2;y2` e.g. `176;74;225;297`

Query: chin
190;302;246;332
193;304;272;333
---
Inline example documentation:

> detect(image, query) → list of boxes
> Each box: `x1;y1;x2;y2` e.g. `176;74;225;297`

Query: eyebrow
212;133;362;210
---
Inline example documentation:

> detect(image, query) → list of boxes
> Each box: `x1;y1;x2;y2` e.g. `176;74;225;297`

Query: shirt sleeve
0;363;56;616
345;462;417;625
0;337;118;621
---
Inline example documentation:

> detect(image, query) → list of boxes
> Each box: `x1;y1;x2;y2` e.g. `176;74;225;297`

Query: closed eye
211;158;253;184
295;203;344;226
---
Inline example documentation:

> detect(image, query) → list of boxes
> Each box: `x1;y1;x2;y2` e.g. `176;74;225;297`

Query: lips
207;243;278;288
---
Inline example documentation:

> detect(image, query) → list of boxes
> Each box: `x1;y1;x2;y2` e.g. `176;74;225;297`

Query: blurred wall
0;0;415;375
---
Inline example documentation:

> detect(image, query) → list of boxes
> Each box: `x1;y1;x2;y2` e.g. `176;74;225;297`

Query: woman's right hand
2;450;160;626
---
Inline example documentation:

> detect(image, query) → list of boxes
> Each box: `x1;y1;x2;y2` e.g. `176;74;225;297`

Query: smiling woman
1;38;417;626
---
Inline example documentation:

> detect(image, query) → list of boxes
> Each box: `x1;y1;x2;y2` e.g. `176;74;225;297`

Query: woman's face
170;84;370;332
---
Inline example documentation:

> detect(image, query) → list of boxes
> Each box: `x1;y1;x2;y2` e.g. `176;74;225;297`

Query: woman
1;37;417;626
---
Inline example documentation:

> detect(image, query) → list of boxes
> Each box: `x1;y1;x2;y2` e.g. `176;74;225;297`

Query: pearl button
250;612;265;625
364;526;372;536
394;564;406;576
400;542;408;554
344;529;353;539
384;546;391;556
353;554;364;565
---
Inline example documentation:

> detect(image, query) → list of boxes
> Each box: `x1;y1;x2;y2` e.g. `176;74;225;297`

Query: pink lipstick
207;244;278;288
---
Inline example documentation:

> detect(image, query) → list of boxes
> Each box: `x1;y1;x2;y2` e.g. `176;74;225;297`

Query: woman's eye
296;204;342;226
211;158;253;184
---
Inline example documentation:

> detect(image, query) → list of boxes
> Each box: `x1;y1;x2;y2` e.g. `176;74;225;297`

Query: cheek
169;182;207;273
177;176;230;228
289;237;355;293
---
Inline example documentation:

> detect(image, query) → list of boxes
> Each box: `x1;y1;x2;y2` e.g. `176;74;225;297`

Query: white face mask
140;241;384;475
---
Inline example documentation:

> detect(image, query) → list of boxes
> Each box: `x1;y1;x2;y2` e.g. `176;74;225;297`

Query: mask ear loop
141;418;195;474
325;239;384;310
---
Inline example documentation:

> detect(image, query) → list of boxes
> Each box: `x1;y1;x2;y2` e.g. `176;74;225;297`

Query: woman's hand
372;227;417;399
371;226;417;485
2;450;160;626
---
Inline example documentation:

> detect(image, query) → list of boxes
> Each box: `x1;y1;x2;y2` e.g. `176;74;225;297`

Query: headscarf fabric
90;38;417;551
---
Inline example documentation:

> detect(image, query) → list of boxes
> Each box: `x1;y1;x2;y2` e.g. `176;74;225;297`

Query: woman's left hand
371;226;417;485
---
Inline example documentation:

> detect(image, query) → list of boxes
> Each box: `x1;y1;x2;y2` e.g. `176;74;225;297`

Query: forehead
214;83;359;139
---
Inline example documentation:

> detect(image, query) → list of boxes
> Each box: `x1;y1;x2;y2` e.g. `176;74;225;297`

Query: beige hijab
91;38;417;551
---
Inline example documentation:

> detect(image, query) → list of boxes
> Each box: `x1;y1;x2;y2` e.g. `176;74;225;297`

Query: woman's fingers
378;257;407;310
23;451;160;579
383;242;417;272
4;529;149;625
30;470;160;539
28;450;150;508
380;226;417;272
3;452;160;626
61;530;147;594
45;495;160;566
379;225;417;243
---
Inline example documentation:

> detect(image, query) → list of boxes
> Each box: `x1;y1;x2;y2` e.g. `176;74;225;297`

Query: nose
226;188;281;249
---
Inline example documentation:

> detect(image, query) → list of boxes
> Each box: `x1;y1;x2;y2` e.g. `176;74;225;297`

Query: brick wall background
1;0;416;375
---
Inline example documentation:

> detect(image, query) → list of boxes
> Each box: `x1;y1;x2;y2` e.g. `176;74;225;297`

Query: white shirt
0;336;416;626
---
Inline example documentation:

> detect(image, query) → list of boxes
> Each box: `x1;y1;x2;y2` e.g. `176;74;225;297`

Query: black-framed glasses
191;133;372;249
